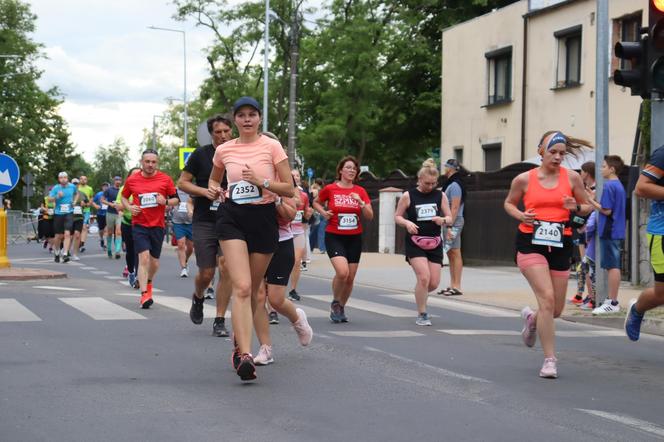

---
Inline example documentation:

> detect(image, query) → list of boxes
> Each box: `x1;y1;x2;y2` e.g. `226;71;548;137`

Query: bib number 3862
532;221;564;248
229;181;262;204
338;213;358;230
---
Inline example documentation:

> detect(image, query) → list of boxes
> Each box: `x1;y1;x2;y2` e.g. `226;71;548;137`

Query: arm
276;195;297;221
394;192;418;234
504;173;533;224
351;188;373;221
208;163;226;201
177;170;208;198
635;173;664;200
566;171;593;215
436;192;453;226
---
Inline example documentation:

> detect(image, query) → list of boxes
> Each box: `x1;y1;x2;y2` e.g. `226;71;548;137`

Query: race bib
73;206;83;215
177;202;188;213
101;204;108;210
229;181;262;204
338;213;359;230
532;221;564;248
209;200;221;211
47;209;54;216
415;203;437;222
139;193;159;209
59;204;70;213
294;210;304;223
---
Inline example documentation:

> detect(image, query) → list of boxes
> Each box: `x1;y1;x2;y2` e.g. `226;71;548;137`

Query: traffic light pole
652;98;664;152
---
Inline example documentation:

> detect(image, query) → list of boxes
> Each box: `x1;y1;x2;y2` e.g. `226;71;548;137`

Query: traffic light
650;0;664;95
614;35;649;98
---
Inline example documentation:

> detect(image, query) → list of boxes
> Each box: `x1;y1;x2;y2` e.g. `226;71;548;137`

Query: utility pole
287;7;300;169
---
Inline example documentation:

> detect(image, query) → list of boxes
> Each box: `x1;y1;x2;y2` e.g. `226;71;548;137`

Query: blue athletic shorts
173;223;193;241
83;211;91;225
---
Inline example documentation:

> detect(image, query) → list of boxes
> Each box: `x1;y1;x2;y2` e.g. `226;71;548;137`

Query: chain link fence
5;210;38;244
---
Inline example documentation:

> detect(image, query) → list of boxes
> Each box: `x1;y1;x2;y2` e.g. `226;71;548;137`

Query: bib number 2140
532;221;564;248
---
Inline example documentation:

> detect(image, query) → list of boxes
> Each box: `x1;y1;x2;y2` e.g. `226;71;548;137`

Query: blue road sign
0;153;20;195
307;167;314;179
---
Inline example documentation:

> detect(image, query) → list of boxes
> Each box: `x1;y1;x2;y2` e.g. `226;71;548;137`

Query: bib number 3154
532;221;564;248
229;181;262;204
338;213;358;230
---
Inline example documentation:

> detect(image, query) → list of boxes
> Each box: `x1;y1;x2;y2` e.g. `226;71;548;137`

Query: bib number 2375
229;181;262;204
532;221;564;248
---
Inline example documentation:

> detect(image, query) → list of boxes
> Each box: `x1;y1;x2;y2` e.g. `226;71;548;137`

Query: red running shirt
318;183;370;235
121;171;177;228
519;167;573;236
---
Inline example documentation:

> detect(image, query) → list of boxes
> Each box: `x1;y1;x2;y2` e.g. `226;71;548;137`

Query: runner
117;169;141;289
38;193;55;252
253;190;313;365
625;144;664;341
178;113;234;338
395;159;453;326
287;169;313;302
102;176;123;260
208;97;295;381
92;182;109;249
312;155;373;323
69;178;89;261
173;189;194;277
121;149;179;308
77;175;94;253
504;131;592;379
48;172;77;263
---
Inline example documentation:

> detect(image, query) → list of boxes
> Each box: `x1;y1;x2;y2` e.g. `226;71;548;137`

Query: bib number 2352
229;181;262;204
338;213;358;230
532;221;564;248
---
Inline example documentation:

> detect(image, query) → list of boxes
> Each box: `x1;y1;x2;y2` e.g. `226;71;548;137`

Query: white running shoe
592;300;620;315
253;344;274;366
180;267;189;278
71;255;80;261
539;357;558;379
293;308;313;346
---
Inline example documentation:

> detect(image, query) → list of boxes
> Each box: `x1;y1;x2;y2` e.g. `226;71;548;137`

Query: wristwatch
263;178;270;189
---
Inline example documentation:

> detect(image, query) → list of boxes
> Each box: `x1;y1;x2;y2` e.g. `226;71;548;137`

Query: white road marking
0;282;6;285
104;276;125;280
330;330;424;338
438;329;626;338
384;294;518;318
81;266;96;270
299;304;331;318
33;286;84;292
438;329;520;336
364;346;490;383
148;295;222;317
557;330;625;337
90;271;109;275
307;295;420;317
577;409;664;438
0;299;42;322
59;297;145;320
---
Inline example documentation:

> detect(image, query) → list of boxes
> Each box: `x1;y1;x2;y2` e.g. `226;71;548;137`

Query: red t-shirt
318;183;370;235
121;171;177;228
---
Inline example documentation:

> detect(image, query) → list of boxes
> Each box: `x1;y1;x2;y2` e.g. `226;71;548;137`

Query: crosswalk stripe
33;286;84;292
384;294;518;318
307;295;418;317
438;329;519;336
438;329;627;337
59;297;146;320
81;266;96;270
577;409;664;438
0;299;42;322
90;271;109;275
104;276;125;280
145;295;223;317
116;281;162;292
298;304;330;318
330;330;424;338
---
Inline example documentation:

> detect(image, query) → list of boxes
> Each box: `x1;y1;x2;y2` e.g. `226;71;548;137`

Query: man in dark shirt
102;176;123;259
178;114;233;337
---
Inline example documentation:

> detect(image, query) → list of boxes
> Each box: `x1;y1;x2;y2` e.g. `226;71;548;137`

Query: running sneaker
79;246;86;253
122;266;129;278
140;291;153;309
416;312;432;326
100;240;105;249
330;301;342;323
253;345;274;366
339;304;349;323
624;299;643;342
293;308;313;346
54;253;60;263
128;272;136;287
520;306;537;348
212;317;229;337
288;289;301;301
268;311;279;324
300;261;308;272
132;278;140;290
115;253;121;260
579;299;595;310
592;300;620;315
107;250;112;259
205;287;215;299
236;353;257;381
539;357;558;379
568;294;584;305
180;267;188;278
71;255;80;261
62;254;70;263
43;241;48;249
189;294;204;324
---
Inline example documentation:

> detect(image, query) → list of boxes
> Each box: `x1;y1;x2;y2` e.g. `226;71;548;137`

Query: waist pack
410;235;441;251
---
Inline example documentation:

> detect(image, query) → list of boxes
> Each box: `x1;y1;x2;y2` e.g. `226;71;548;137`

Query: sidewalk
305;251;664;336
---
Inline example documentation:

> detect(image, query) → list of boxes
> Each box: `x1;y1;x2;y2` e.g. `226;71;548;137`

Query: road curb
0;267;67;281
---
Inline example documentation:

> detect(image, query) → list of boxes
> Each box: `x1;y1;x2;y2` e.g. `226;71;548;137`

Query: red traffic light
655;0;664;13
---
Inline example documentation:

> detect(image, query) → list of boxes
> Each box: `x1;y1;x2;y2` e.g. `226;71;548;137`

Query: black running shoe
79;246;86;253
54;254;60;263
330;301;342;323
236;353;256;381
205;287;215;300
339;304;349;323
189;294;204;325
212;317;228;337
268;311;279;324
231;336;241;370
288;289;301;301
62;254;70;263
115;253;121;260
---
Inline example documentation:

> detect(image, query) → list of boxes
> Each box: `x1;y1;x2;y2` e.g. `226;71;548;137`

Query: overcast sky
29;0;221;163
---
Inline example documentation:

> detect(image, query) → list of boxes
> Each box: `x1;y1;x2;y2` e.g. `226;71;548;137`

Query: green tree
91;138;129;189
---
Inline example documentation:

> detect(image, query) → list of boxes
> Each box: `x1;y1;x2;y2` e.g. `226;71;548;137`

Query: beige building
441;0;647;171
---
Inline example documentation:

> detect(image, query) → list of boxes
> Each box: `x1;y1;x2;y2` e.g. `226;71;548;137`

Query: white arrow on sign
0;169;11;187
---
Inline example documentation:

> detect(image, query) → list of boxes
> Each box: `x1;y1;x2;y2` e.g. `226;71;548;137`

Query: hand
156;194;167;206
521;209;536;225
350;192;362;203
405;221;419;235
432;216;444;227
323;210;334;221
241;164;258;185
562;196;577;211
129;205;142;216
446;230;453;241
585;187;596;200
207;186;222;201
57;191;63;198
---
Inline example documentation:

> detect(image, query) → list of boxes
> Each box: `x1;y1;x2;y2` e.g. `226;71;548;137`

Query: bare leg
607;268;621;302
253;282;272;346
137;251;150;290
409;257;431;314
340;263;359;306
267;284;298;323
194;267;215;299
520;266;557;359
447;248;463;289
216;256;232;317
290;246;306;291
635;282;664;313
330;256;350;303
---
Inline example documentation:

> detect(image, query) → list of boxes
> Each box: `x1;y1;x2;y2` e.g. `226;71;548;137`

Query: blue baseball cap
233;96;262;116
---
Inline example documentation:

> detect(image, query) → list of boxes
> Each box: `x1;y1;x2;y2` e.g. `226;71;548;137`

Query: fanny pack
410;235;442;251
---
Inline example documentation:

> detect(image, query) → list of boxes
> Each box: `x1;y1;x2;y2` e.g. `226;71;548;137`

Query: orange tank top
519;167;573;236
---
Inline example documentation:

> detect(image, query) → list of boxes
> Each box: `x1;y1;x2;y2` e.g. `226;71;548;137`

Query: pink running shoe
539;357;558;379
293;308;313;346
253;344;274;366
521;306;537;348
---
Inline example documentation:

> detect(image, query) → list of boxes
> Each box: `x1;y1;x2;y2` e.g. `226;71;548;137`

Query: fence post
378;187;402;254
0;208;9;268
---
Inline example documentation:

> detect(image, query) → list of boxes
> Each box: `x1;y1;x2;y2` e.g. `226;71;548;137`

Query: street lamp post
148;26;188;148
263;0;270;131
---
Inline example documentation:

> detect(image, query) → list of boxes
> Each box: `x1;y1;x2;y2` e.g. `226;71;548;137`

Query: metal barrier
6;210;39;244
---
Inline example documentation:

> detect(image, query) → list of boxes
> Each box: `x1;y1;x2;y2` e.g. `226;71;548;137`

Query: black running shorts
132;225;165;259
325;232;362;264
215;202;278;255
265;238;294;286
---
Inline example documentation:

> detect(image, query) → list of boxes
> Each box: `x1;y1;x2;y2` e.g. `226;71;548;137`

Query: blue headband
546;132;567;150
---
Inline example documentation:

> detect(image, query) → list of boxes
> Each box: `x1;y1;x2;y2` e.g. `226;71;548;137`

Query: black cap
233;96;262;115
444;159;460;170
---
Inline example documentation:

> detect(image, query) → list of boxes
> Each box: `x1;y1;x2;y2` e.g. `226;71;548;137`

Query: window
485;47;512;105
453;146;464;165
483;143;501;172
612;12;643;72
554;25;582;88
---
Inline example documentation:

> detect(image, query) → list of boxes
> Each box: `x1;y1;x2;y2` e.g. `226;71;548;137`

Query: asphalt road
2;240;664;442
